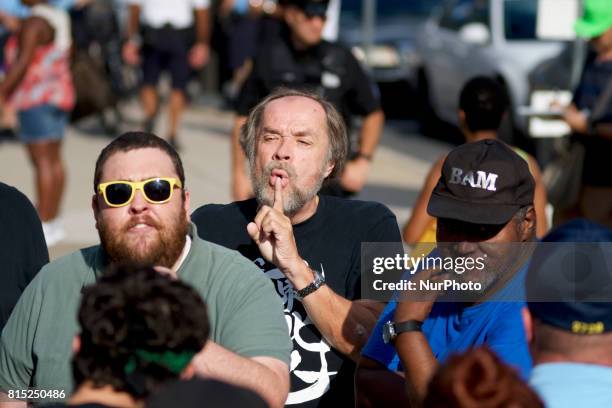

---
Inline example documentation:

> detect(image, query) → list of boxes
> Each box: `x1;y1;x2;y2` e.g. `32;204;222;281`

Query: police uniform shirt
236;26;381;129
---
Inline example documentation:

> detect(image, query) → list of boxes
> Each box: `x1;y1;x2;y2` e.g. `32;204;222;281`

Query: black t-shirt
192;195;401;408
0;182;49;330
236;26;380;134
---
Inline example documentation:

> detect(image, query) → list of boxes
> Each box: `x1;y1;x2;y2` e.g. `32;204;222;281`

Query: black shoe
143;117;155;133
0;128;16;142
169;136;181;151
99;113;119;137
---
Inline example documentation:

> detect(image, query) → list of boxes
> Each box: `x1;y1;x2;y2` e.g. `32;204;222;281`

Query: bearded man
191;88;402;408
0;132;291;408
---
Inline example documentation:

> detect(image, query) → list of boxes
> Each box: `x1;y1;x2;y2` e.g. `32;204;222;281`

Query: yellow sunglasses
97;177;183;208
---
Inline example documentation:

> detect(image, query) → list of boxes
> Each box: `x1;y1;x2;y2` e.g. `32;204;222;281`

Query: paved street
0;96;452;260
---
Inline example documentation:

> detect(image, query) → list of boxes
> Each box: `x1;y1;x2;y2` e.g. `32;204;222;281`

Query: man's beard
99;208;189;269
439;242;528;300
252;160;325;216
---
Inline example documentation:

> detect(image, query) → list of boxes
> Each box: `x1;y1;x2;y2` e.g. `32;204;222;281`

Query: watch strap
394;320;423;335
354;152;373;161
295;270;326;300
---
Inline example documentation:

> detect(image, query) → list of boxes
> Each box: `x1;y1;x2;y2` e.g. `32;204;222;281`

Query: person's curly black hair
73;264;209;399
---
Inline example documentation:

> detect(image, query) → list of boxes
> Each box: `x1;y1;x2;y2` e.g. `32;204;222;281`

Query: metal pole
362;0;376;64
569;0;585;90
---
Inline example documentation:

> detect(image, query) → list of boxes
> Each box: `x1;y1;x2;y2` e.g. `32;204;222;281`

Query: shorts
18;104;68;143
141;26;192;91
227;17;259;70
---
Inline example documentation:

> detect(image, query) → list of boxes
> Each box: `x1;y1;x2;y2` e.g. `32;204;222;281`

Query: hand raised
395;268;449;322
246;179;302;274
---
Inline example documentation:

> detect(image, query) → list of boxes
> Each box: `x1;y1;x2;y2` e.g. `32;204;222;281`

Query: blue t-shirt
530;362;612;408
362;263;532;379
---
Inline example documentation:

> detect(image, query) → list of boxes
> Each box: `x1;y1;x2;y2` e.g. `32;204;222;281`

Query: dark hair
459;76;508;132
424;347;543;408
93;132;186;192
73;264;209;399
240;87;348;178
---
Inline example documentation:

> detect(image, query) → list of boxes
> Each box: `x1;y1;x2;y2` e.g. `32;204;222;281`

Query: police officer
231;0;385;200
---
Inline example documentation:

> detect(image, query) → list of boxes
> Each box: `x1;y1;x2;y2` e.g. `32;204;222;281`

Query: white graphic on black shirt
253;258;336;405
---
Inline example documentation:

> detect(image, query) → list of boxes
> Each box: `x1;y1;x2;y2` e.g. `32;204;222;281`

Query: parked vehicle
338;0;443;86
414;0;570;145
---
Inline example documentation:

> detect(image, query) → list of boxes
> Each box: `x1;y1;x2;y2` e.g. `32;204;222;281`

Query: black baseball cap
285;0;329;17
527;219;612;334
427;139;535;225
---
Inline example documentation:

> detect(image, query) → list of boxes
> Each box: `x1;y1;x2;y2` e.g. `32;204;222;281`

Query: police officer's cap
284;0;330;18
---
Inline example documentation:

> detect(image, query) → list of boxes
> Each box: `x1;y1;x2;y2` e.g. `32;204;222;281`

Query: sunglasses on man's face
304;11;327;20
97;177;183;208
300;4;327;20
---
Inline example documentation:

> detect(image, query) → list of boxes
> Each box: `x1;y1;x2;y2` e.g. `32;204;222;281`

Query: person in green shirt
0;132;291;408
42;263;267;408
46;263;211;408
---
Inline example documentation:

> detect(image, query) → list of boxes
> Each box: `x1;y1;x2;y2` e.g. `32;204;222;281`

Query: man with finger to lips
192;88;402;408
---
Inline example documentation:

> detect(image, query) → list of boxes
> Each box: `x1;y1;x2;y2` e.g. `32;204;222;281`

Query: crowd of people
0;0;611;407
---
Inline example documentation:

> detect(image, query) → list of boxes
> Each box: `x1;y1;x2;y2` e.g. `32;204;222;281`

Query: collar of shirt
174;235;192;271
530;362;612;403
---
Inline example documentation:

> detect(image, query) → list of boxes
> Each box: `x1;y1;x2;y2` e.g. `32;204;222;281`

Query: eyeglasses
299;4;327;20
97;177;183;207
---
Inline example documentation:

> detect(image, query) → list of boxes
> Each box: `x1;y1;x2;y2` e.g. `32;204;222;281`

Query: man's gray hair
239;87;348;178
513;205;535;238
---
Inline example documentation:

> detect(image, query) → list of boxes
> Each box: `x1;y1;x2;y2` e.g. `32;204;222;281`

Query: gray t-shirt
0;224;291;398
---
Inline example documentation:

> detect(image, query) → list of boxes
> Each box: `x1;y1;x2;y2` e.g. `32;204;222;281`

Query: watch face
313;269;324;283
382;321;395;344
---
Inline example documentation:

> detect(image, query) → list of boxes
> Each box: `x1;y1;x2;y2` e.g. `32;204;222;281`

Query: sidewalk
0;98;450;259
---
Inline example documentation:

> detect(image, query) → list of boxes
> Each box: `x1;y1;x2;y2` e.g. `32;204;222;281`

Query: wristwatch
128;34;142;47
353;152;373;161
294;269;326;301
382;320;423;344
